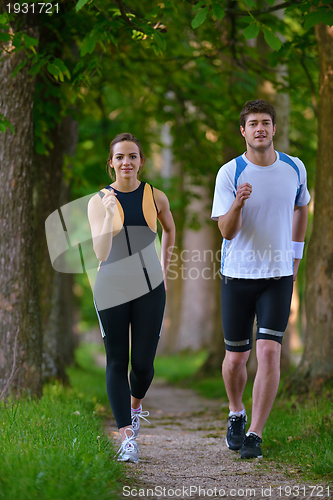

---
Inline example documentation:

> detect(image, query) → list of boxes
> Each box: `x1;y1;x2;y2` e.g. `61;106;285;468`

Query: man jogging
211;99;310;459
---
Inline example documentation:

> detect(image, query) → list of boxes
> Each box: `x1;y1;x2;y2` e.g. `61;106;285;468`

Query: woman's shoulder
88;190;106;212
89;185;111;201
151;186;170;212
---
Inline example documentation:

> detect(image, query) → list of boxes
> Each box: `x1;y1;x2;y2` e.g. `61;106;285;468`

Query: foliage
61;0;320;328
1;0;321;188
189;0;333;49
0;0;323;331
0;343;124;500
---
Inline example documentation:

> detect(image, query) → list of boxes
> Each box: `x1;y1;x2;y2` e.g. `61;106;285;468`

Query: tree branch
185;0;305;17
114;0;133;26
94;2;114;23
110;0;148;35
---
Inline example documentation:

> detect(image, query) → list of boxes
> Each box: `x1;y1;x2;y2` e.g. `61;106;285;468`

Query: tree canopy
1;0;333;393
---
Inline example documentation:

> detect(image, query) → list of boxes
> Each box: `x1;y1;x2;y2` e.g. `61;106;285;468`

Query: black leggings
96;282;165;429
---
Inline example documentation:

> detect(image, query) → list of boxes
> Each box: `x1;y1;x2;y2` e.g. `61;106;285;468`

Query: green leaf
193;1;207;12
265;0;275;5
0;115;15;134
30;56;48;76
110;8;121;17
12;34;22;47
240;16;254;23
8;122;15;134
324;11;333;26
0;33;11;43
0;14;8;24
76;0;90;12
304;9;330;31
153;30;166;50
299;2;313;14
243;0;256;7
23;34;39;47
243;23;260;40
53;58;71;80
47;62;61;78
191;6;209;29
212;3;225;21
263;28;282;51
80;35;97;56
11;59;27;78
109;33;118;46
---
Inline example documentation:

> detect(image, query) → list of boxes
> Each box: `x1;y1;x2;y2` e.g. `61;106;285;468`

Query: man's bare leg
248;339;281;438
222;350;251;412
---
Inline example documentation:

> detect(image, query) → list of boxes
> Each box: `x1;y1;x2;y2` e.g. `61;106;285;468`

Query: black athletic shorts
221;275;293;352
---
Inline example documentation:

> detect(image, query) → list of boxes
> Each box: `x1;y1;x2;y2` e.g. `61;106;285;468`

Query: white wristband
292;241;305;259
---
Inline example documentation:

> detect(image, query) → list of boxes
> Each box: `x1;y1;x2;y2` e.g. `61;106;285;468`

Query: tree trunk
176;184;216;352
157;124;185;354
38;116;78;382
0;31;43;398
158;245;184;353
33;119;63;380
32;18;79;382
285;24;333;394
55;116;79;371
195;224;224;377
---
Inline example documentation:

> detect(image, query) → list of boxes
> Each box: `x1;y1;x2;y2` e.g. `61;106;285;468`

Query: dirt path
104;378;328;500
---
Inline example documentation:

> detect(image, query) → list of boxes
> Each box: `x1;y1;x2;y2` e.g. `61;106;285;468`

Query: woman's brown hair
106;133;146;179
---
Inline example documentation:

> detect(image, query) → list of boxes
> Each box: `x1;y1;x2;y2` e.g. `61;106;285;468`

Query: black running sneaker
226;414;247;450
240;432;263;459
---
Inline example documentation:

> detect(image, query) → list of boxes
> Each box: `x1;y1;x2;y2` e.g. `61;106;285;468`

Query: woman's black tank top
97;181;159;271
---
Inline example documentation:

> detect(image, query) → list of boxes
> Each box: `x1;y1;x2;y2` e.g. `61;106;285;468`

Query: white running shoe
131;406;150;438
116;428;139;463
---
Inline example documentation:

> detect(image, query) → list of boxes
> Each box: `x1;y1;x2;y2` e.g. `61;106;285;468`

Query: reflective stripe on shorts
224;339;250;347
258;327;284;337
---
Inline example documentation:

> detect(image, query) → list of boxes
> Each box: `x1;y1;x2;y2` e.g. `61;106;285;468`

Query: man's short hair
239;99;276;128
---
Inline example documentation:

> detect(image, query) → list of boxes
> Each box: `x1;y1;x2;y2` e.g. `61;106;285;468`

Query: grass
154;350;333;481
153;349;207;384
2;343;331;500
0;343;124;500
264;395;333;478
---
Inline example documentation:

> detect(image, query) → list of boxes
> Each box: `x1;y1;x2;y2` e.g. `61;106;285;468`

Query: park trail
103;377;327;500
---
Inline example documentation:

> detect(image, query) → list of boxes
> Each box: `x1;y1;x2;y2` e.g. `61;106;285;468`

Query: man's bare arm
218;183;252;240
292;204;308;281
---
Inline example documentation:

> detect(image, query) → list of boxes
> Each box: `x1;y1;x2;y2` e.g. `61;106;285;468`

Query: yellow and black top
97;182;160;285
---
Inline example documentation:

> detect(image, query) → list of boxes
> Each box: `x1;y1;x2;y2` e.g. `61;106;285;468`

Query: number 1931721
277;485;330;497
6;3;59;14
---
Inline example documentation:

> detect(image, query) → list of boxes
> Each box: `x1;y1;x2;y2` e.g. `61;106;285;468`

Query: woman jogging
88;133;175;463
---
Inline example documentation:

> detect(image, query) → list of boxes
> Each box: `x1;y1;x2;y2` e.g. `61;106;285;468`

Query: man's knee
224;350;250;372
256;339;281;365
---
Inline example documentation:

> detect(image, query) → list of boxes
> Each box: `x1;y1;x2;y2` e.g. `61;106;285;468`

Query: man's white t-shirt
211;151;311;279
